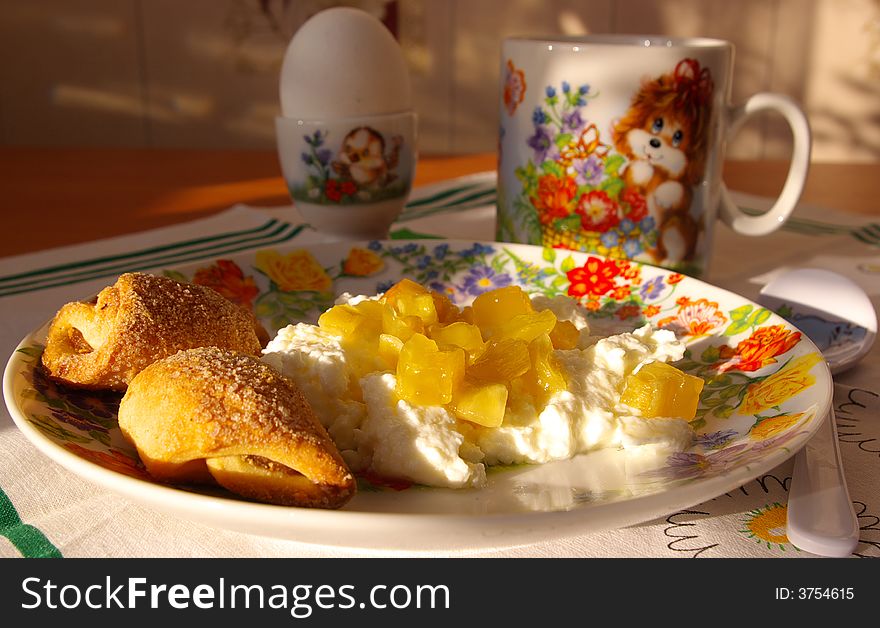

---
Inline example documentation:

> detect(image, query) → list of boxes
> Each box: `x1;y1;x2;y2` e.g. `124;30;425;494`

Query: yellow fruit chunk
450;381;508;428
352;298;385;319
431;291;460;325
318;304;367;338
402;293;438;324
495;309;558;343
381;277;426;303
621;361;704;420
468;338;530;382
549;319;580;350
381;278;438;324
459;306;475;325
382;307;423;342
471;285;534;334
526;334;567;401
396;333;465;406
318;300;385;341
430;322;485;360
378;333;404;370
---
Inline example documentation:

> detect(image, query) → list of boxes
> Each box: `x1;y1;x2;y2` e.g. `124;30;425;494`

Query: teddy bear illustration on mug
612;59;714;264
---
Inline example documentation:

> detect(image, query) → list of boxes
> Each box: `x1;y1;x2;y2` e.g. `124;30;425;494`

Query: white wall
1;0;877;161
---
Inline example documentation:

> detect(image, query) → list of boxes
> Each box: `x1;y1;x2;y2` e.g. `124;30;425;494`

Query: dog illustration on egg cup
331;126;403;190
612;59;714;264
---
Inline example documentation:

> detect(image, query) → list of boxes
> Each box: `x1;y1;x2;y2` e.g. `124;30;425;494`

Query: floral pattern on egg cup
276;112;417;240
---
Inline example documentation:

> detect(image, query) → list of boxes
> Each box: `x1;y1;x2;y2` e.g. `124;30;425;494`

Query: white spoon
758;268;877;557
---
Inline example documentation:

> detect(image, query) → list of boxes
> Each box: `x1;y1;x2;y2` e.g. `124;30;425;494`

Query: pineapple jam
261;280;701;489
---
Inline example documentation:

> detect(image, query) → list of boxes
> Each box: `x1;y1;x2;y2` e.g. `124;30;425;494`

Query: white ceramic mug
497;35;811;277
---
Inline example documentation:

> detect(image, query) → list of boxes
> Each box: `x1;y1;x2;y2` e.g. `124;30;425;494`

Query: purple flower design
459;265;512;297
315;148;332;166
644;443;751;481
600;231;619;247
562;109;586;134
695;429;738;450
571;155;604;186
458;243;495;258
623;238;642;257
532;107;547;125
639;276;665;301
527;125;559;163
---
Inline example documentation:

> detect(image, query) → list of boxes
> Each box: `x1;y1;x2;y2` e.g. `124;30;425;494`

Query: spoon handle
786;408;859;557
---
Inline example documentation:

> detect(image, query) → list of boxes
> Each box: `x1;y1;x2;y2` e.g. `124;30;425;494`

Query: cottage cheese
262;294;694;489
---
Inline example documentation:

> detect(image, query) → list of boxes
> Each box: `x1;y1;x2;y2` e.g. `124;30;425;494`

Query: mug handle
719;93;812;236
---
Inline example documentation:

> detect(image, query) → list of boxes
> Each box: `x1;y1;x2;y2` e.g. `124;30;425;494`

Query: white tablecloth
1;174;878;558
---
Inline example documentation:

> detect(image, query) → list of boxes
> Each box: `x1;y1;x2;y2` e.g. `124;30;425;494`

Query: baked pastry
118;346;356;509
41;272;265;391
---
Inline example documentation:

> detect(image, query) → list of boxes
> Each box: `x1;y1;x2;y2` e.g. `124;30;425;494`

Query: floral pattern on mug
503;59;715;276
292;127;408;205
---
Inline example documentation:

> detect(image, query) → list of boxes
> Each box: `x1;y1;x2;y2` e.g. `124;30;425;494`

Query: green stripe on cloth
0;219;281;285
0;487;62;558
403;183;483;208
0;223;308;298
0;222;297;295
389;227;442;240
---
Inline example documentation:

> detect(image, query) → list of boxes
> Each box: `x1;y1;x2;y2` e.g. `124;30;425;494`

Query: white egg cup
276;111;417;240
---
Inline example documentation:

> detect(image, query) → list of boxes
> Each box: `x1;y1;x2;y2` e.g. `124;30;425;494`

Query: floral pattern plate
3;240;832;550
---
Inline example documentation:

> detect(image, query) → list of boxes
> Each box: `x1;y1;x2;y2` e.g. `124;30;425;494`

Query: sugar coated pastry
41;272;265;391
118;346;356;509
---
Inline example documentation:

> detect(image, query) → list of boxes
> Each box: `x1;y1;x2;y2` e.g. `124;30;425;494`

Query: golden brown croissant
41;272;264;391
118;346;356;509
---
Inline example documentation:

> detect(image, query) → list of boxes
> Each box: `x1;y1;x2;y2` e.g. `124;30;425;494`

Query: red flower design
341;180;357;196
193;259;259;309
621;188;648;222
575;190;621;232
531;174;578;225
616;304;641;320
325;179;342;201
612;285;632;301
667;273;684;284
716;324;802;373
643;304;661;317
567;256;620;298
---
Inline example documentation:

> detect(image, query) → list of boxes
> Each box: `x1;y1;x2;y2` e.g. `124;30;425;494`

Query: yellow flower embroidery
740;353;823;415
343;247;384;277
748;412;806;441
741;503;790;549
255;249;332;292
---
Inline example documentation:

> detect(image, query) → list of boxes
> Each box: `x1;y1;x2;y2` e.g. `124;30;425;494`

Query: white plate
3;240;831;550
